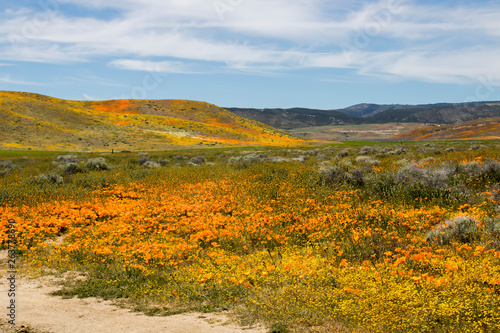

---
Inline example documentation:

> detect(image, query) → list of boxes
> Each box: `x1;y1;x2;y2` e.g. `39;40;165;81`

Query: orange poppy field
1;142;500;332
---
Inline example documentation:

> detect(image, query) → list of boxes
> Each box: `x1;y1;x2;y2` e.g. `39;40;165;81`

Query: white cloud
0;75;45;86
109;59;191;73
0;0;499;86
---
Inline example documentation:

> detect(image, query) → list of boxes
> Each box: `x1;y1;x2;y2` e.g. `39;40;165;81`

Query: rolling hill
224;107;362;130
393;117;500;141
0;91;311;152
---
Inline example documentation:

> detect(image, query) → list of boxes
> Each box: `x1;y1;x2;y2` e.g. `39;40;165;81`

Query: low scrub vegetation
1;141;500;332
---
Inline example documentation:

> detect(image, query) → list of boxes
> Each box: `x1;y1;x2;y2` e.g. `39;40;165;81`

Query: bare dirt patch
0;252;265;333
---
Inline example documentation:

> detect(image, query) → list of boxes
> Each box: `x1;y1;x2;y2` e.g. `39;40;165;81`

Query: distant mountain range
226;101;500;130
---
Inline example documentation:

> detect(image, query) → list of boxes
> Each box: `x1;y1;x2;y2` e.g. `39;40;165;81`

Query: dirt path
0;253;265;333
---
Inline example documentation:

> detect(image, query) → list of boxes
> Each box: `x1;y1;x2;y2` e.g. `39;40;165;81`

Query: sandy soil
0;252;265;333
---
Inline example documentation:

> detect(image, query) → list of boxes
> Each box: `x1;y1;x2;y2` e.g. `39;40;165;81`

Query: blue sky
0;0;499;109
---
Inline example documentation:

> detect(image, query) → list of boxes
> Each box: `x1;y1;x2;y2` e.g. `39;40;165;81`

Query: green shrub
337;149;349;157
359;146;377;155
485;217;500;239
426;216;480;244
143;161;161;169
228;153;266;167
56;155;79;164
157;158;169;166
85;157;109;171
268;322;289;333
355;156;379;165
189;156;206;165
58;162;83;175
319;165;364;186
35;173;64;184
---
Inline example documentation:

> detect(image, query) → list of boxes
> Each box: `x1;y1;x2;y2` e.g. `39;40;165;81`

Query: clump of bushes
143;161;161;169
394;164;452;191
291;156;306;163
35;173;64;184
390;148;407;155
59;162;83;175
457;160;500;184
0;160;13;176
228;153;267;167
485;217;500;240
303;149;321;156
56;155;79;164
189;156;206;165
337;149;349;157
54;155;83;175
355;156;379;165
359;146;377;155
319;165;364;186
426;216;480;244
157;158;169;166
135;153;169;168
85;157;109;171
470;144;485;150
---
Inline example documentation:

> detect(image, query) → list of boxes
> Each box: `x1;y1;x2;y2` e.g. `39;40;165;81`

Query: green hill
0;91;311;152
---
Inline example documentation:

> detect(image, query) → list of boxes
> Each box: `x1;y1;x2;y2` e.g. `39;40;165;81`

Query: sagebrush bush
291;156;306;163
470;144;484;150
85;157;109;171
355;156;379;165
35;173;64;184
157;158;169;166
359;146;377;155
319;165;364;186
480;160;500;182
426;216;480;244
0;160;13;176
137;157;150;165
303;149;321;156
189;156;206;165
143;161;161;169
0;160;13;168
59;162;83;175
391;147;407;155
337;149;349;157
228;153;267;167
485;217;500;239
460;161;482;175
56;155;79;164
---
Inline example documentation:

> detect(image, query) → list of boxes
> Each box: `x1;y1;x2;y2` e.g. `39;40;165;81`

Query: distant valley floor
287;123;429;141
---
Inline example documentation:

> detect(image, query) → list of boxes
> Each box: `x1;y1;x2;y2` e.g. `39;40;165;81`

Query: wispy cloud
109;59;196;74
0;0;499;86
0;74;45;86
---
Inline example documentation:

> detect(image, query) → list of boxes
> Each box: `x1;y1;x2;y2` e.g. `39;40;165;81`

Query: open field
1;141;500;332
394;117;500;141
288;123;428;141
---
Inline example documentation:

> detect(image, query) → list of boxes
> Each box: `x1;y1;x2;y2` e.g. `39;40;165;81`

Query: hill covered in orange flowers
393;117;500;141
0;91;312;151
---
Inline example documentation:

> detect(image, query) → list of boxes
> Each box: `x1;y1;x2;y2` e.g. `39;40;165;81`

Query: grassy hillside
393;117;500;141
0;91;311;151
225;107;363;129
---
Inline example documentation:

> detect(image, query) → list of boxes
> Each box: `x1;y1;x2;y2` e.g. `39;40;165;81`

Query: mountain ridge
226;101;500;130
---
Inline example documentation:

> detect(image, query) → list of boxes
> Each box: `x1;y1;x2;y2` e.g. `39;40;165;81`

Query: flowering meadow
1;142;500;332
